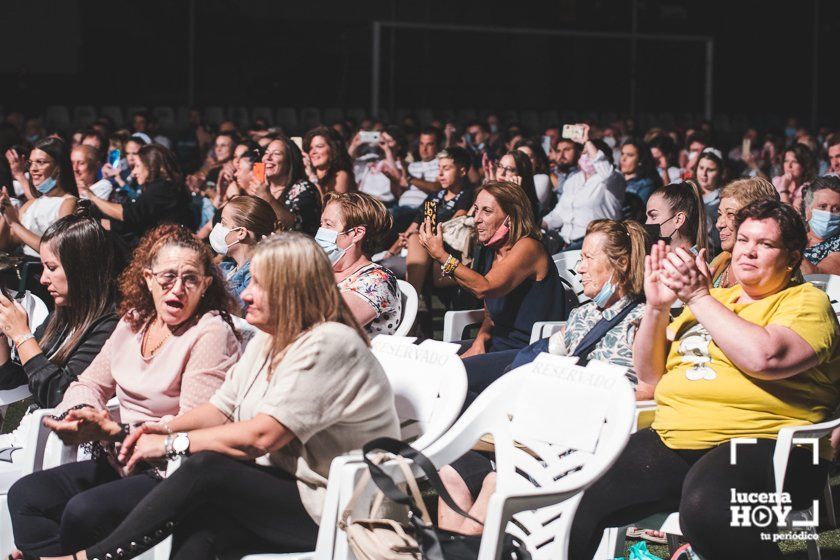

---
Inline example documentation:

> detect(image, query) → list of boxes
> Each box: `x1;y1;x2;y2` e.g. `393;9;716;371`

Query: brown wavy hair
118;224;238;334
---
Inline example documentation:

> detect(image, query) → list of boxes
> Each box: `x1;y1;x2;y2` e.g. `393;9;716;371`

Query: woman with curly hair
7;224;241;559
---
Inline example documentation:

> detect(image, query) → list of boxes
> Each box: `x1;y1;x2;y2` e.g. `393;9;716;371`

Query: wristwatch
165;432;191;460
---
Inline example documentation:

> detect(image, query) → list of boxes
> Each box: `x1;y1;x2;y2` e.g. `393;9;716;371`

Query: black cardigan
0;310;119;408
120;178;196;236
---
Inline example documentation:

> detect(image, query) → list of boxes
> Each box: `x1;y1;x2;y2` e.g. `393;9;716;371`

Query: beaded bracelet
442;254;460;277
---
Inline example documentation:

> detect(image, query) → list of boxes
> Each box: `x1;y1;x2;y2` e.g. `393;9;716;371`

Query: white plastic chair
442;251;581;342
805;274;840;316
322;357;636;560
4;398;173;560
241;336;467;560
393;280;418;337
553;250;587;305
0;292;51;418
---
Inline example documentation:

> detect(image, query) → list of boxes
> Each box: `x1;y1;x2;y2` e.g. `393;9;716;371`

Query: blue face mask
809;209;840;240
315;227;355;267
36;176;58;194
593;273;616;308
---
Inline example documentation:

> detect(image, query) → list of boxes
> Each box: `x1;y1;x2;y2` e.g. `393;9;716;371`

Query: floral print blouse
338;263;402;335
280;179;322;236
559;296;645;386
804;232;840;265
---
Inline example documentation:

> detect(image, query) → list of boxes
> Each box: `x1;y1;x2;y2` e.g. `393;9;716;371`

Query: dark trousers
569;428;830;560
81;451;319;560
457;339;522;410
8;459;160;557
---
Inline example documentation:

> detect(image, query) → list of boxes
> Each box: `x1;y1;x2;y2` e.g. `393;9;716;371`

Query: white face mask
209;223;243;255
315;227;355;267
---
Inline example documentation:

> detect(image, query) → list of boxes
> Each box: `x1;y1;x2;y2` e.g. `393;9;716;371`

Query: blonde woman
710;177;780;288
55;232;400;560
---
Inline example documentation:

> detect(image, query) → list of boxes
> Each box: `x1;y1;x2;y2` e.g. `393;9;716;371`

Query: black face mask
645;215;676;244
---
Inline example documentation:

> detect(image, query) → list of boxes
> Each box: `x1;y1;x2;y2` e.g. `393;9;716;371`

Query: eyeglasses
148;270;206;291
494;163;517;175
26;159;53;169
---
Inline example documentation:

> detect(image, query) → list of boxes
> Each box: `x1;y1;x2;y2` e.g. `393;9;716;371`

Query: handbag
341;453;426;560
347;437;531;560
440;215;475;265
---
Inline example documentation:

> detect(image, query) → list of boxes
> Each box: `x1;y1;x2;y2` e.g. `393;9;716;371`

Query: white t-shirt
534;173;552;207
358;160;400;204
80;179;114;201
399;159;439;208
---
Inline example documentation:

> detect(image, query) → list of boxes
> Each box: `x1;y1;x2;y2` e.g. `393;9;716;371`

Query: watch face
173;434;189;453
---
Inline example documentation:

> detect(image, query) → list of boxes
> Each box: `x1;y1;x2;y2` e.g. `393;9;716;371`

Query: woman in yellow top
569;198;840;559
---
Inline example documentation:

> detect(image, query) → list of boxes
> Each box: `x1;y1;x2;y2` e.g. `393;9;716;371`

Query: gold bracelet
13;333;35;350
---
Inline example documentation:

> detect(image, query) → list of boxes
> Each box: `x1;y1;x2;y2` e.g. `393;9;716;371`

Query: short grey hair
803;175;840;214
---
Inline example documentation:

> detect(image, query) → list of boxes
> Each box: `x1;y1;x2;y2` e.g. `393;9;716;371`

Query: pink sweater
58;311;241;425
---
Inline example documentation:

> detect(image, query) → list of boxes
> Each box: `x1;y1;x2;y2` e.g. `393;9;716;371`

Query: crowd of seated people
0;105;837;559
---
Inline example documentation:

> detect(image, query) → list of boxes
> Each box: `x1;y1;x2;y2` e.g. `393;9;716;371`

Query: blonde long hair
250;232;368;366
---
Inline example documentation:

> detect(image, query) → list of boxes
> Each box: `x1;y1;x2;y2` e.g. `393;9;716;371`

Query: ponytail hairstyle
223;195;280;240
39;204;115;364
651;180;708;252
585;219;651;298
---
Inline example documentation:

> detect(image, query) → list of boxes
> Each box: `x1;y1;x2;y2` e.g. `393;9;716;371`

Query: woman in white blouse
542;125;626;250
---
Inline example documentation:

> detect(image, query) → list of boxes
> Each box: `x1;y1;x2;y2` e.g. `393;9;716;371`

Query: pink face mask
578;153;595;174
484;216;511;248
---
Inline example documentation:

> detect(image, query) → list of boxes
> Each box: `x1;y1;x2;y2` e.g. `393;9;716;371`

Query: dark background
1;0;837;128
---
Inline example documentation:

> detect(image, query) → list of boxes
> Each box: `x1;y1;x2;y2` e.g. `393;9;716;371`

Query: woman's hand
5;149;24;178
186;174;204;194
461;339;486;359
124;431;169;473
101;162;121;179
0;188;20;226
418;217;447;262
482;153;496;183
659;247;712;306
643;242;679;310
118;422;169;464
0;291;30;340
302;152;317;182
250;178;272;201
42;407;122;446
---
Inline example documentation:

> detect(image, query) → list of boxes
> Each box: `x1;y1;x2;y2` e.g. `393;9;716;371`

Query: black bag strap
571;298;642;365
362;437;483;527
